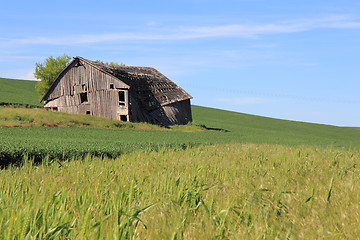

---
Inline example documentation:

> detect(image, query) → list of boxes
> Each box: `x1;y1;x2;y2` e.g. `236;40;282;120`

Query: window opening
86;111;91;115
80;92;88;103
118;91;125;106
120;115;128;121
52;107;58;111
110;84;114;89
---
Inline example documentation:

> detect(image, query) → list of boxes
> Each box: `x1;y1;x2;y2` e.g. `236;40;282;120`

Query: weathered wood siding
44;59;129;120
128;99;192;125
162;99;192;125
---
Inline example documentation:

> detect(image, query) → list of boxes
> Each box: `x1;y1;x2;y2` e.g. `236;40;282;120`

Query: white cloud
2;14;360;46
25;71;36;80
217;97;275;105
2;24;303;45
1;69;37;80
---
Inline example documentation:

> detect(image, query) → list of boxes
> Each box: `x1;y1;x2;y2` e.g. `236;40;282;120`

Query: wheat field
1;144;359;239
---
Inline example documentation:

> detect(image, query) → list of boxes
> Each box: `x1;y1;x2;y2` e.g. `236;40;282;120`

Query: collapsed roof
77;57;192;110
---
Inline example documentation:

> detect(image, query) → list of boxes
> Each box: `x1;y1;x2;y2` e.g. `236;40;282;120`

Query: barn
41;57;192;126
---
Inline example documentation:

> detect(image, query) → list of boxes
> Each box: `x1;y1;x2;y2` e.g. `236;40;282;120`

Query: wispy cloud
1;69;37;80
217;97;275;105
1;24;303;45
2;14;360;46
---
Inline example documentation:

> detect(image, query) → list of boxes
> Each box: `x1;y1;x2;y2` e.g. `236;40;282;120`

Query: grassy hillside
192;105;360;148
0;78;43;107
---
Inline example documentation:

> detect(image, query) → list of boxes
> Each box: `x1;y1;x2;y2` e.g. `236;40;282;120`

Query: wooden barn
41;57;192;126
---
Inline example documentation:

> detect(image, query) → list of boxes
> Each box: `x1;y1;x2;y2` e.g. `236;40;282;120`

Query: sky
1;0;360;127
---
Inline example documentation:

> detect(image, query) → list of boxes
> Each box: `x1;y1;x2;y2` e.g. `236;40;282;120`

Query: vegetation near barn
34;54;71;95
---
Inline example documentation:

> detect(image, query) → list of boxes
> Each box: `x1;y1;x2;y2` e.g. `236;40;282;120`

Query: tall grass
1;144;359;239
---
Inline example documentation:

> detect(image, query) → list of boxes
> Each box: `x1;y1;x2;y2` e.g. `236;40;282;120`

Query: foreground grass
1;144;359;239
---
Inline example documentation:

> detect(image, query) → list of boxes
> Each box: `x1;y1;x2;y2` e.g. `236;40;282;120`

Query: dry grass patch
0;106;204;132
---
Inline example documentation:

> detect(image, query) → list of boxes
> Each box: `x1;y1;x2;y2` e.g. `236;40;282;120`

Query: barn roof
77;57;192;108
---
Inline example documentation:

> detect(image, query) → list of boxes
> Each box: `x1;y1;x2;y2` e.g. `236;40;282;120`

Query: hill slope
192;105;360;148
0;78;43;107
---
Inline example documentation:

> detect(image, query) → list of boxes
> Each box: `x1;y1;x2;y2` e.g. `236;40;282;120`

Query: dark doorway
120;115;128;121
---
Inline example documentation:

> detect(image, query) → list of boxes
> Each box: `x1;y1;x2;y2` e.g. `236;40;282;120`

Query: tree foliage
95;60;125;67
34;54;71;96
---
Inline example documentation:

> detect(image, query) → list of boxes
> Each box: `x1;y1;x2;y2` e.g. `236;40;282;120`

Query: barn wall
44;59;129;120
160;99;192;125
128;99;192;126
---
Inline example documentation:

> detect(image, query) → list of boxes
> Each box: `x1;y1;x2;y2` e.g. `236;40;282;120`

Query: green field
0;78;43;107
1;77;360;239
1;105;360;166
1;78;360;166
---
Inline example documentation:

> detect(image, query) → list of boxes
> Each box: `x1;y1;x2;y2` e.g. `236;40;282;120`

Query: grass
1;144;359;239
192;105;360;148
0;106;203;131
0;78;43;107
2;108;360;166
1;105;359;151
0;126;205;166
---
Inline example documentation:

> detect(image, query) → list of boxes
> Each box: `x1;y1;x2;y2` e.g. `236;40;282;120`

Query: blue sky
1;0;360;126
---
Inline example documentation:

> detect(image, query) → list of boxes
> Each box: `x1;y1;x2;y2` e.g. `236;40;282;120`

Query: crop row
0;127;206;166
0;139;197;167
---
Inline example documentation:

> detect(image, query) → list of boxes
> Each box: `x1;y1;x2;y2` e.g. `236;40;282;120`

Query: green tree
95;60;125;67
34;54;71;96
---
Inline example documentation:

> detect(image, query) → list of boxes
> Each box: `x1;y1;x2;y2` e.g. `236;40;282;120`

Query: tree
95;60;125;67
34;54;71;96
